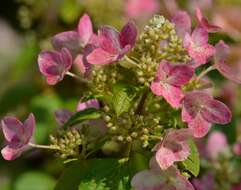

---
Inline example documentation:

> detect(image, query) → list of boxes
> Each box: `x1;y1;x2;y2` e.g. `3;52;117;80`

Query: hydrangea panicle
1;114;35;160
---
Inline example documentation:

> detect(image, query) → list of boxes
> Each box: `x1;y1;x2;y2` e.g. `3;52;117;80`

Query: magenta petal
192;27;209;45
52;31;80;55
201;99;232;124
77;99;100;112
1;117;23;142
23;113;35;143
54;109;73;125
189;113;211;138
196;7;221;33
119;21;137;49
171;11;191;38
167;65;194;87
78;14;93;46
60;48;72;71
1;145;24;161
183;91;212;119
98;26;120;54
87;48;117;65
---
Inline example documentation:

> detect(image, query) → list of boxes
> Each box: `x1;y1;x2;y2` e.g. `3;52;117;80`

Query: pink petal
52;31;80;55
183;91;212;119
74;54;86;74
188;113;211;138
151;82;184;108
98;26;120;54
60;48;73;71
182;106;194;123
77;99;100;111
119;21;137;49
167;128;191;142
1;117;23;142
206;131;228;159
173;169;195;190
192;27;209;45
167;64;194;87
46;76;60;85
201;99;232;124
54;109;73;125
1;145;24;161
233;143;241;156
23;113;35;143
215;40;230;63
196;7;221;33
87;48;117;65
171;11;191;38
78;14;93;46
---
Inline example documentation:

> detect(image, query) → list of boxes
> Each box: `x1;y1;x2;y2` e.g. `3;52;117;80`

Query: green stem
28;143;60;150
196;65;215;82
66;72;90;84
124;56;141;68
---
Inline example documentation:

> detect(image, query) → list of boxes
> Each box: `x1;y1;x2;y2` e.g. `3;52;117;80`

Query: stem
196;65;215;82
124;56;141;68
135;90;148;115
28;143;60;150
66;72;90;84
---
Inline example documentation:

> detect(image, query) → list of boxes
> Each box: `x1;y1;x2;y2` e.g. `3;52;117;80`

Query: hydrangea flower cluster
1;7;239;189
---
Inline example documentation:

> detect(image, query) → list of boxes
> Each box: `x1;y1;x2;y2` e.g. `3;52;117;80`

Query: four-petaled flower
52;14;96;56
1;114;35;160
131;157;194;190
195;7;221;33
87;22;137;65
154;128;191;170
184;27;215;67
151;61;194;108
38;48;72;85
182;91;232;138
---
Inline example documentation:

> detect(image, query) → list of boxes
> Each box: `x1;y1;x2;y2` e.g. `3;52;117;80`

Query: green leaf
62;108;102;129
182;139;200;177
79;180;110;190
112;83;137;117
55;157;142;190
14;172;55;190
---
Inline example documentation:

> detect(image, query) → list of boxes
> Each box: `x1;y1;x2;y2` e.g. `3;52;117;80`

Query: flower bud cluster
49;129;83;159
132;15;190;86
91;65;119;93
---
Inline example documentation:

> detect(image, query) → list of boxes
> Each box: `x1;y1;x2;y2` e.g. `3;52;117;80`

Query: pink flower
54;99;100;125
131;157;194;190
192;172;215;190
52;14;95;55
151;61;194;108
183;27;215;67
87;22;137;65
154;129;191;170
206;131;228;159
1;114;35;160
232;183;241;190
38;48;72;85
125;0;160;19
182;91;232;138
171;11;191;38
195;7;221;33
215;40;241;84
